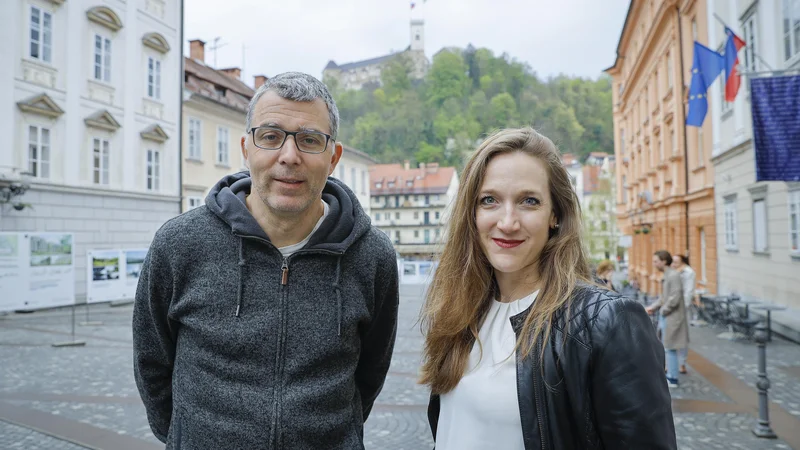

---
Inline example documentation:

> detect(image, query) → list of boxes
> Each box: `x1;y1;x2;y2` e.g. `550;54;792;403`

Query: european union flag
686;42;725;127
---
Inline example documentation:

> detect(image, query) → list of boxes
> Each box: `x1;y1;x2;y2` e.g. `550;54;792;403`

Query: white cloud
184;0;629;86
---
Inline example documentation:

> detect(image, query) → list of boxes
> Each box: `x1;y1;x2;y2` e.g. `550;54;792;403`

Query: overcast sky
183;0;630;87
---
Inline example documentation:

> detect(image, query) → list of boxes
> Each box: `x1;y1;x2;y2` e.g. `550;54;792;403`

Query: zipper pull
281;258;289;285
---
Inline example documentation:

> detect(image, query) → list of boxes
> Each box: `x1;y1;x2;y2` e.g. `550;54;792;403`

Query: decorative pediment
140;124;169;142
48;0;66;5
142;32;170;54
17;93;64;118
87;6;123;32
85;110;121;131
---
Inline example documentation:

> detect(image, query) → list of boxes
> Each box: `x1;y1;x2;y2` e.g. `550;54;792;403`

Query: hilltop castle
323;20;429;91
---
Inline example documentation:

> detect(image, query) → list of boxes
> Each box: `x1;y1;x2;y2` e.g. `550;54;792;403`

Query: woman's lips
492;238;524;249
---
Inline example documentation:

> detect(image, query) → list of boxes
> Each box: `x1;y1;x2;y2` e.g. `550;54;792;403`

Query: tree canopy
325;46;613;169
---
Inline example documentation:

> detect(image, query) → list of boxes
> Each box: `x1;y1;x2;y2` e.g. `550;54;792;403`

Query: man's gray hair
245;72;339;140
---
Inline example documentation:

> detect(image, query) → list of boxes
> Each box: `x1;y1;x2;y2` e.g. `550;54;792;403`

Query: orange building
605;0;717;296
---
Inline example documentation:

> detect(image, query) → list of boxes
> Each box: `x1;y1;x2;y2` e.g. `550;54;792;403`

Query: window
659;137;664;161
92;138;110;185
742;14;758;73
351;167;356;189
666;52;673;90
361;170;367;194
414;230;419;238
147;57;161;100
339;164;345;180
697;128;704;166
790;190;800;254
28;126;50;179
753;199;768;252
435;211;440;220
671;128;676;155
187;118;201;159
719;46;732;113
217;127;229;165
29;6;52;63
424;229;430;244
620;129;625;155
700;227;707;282
724;196;738;250
375;213;380;221
146;149;160;191
414;211;419;219
94;34;111;82
622;175;628;204
783;0;800;61
691;18;698;41
395;212;400;220
188;196;203;209
424;211;430;224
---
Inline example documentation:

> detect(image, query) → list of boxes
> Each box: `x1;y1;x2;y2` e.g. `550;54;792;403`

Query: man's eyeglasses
248;126;332;154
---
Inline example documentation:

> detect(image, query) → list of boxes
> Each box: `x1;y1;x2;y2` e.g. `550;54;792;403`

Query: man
671;254;696;374
646;250;688;388
133;72;399;449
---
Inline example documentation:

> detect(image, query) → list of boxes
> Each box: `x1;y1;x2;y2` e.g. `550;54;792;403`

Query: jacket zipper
271;257;289;449
532;340;547;450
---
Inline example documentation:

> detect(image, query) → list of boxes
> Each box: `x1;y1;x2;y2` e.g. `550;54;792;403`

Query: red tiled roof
184;57;255;113
583;165;603;194
370;163;456;195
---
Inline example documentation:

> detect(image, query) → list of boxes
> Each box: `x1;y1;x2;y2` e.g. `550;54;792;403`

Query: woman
419;128;675;449
595;259;615;291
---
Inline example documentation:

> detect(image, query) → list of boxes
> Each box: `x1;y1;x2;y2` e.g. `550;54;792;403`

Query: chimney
418;162;426;171
404;160;410;171
426;162;439;173
220;67;241;80
189;39;205;63
254;75;268;89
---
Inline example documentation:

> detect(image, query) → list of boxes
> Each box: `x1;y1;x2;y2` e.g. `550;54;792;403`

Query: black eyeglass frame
247;126;333;154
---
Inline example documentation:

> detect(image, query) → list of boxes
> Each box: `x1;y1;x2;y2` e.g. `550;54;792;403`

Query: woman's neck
495;267;541;303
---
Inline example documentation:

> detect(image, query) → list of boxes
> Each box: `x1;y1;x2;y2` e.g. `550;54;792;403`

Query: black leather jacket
428;284;677;449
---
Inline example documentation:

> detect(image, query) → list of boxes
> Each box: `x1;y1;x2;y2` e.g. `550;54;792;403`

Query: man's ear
328;141;343;176
241;135;248;163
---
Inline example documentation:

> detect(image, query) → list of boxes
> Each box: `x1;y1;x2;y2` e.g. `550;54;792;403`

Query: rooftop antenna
208;37;228;68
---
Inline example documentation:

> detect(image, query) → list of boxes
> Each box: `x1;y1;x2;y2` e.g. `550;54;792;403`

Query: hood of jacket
205;171;371;253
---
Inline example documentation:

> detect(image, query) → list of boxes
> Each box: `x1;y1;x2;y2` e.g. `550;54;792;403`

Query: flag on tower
723;26;747;102
686;42;725;127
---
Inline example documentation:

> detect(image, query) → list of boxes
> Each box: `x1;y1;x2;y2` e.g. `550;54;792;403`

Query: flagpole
712;12;774;71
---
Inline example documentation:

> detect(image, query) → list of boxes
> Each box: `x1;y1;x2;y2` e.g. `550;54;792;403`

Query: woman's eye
523;197;540;206
479;196;496;205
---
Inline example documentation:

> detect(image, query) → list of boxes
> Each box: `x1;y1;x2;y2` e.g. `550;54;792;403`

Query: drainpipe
178;0;185;213
676;5;691;256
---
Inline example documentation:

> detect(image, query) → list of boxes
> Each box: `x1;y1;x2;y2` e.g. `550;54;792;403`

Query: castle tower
410;20;424;52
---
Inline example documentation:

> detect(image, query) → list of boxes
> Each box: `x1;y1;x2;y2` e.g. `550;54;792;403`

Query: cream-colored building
708;0;800;313
181;39;255;211
323;20;428;91
332;145;376;216
370;162;458;259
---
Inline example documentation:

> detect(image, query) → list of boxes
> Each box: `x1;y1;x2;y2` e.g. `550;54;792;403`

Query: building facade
182;39;254;211
708;0;800;309
332;145;376;216
0;0;182;301
370;162;458;258
606;0;718;296
582;153;623;264
323;20;428;91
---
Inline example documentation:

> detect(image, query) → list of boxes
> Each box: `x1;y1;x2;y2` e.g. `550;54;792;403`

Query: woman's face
475;152;556;281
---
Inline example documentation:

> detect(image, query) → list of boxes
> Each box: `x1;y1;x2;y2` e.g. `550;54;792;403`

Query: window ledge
791;253;800;261
185;158;203;164
726;247;739;253
752;250;770;257
721;109;734;120
215;164;231;169
692;165;706;174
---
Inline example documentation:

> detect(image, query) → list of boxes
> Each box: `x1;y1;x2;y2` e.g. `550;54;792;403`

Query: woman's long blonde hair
419;127;592;395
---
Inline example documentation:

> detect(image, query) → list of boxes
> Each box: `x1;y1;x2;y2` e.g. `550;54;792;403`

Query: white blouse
436;290;539;450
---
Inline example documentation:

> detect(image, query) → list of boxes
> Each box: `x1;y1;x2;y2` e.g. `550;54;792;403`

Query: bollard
752;324;777;439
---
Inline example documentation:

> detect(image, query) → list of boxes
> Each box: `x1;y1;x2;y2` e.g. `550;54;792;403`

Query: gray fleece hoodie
133;172;399;450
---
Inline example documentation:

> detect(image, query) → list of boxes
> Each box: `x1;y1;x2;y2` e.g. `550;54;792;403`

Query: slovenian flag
724;26;747;102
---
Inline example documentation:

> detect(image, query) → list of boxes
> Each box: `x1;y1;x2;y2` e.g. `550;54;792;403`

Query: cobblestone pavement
2;285;800;449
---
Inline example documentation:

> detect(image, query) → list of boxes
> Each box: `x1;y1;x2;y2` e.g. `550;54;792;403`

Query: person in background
646;250;688;388
672;254;695;374
420;127;676;449
596;259;615;291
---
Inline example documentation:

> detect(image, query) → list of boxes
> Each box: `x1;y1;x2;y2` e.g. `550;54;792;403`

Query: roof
561;153;581;166
589;152;612;158
184;57;255;112
342;145;377;164
370;163;457;195
604;0;635;73
327;51;404;72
